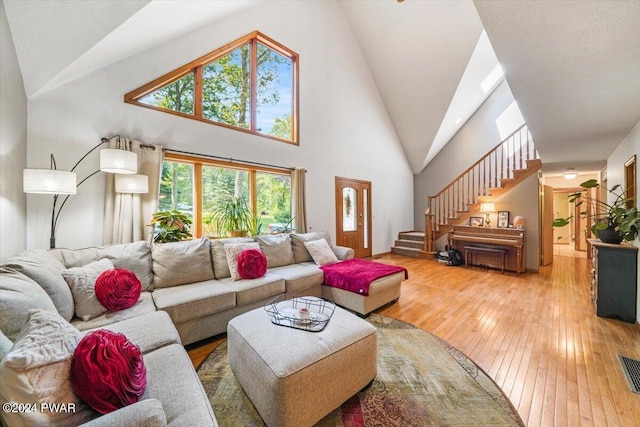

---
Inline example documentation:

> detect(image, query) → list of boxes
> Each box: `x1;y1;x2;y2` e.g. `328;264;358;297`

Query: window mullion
194;66;203;117
250;39;258;132
194;163;203;238
249;169;257;215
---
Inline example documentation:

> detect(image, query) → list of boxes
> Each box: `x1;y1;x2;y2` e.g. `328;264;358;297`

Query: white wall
0;1;27;261
606;119;640;324
414;79;515;227
25;1;413;254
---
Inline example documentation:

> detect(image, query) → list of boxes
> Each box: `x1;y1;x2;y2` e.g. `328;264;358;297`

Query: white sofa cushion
269;264;324;295
0;268;58;341
290;231;332;263
51;241;154;292
62;258;114;321
0;310;95;427
255;234;295;268
224;242;260;281
304;239;339;265
4;250;74;321
71;292;156;332
152;280;236;324
152;238;214;288
218;273;285;306
210;237;254;279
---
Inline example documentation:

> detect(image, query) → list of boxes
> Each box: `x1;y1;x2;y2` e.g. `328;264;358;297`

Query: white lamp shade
23;169;76;194
480;202;496;213
115;174;148;193
100;149;137;174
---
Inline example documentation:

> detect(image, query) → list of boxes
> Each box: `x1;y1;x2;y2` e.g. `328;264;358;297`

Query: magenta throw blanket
320;259;408;296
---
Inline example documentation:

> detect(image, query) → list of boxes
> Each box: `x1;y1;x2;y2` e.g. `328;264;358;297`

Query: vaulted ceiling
3;0;639;176
475;0;640;175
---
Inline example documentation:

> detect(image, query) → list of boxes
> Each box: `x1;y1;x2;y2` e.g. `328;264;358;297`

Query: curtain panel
291;167;307;233
103;138;163;244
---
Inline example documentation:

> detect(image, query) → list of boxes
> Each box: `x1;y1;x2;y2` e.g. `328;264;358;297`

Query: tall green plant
150;210;193;243
209;197;252;237
553;179;639;242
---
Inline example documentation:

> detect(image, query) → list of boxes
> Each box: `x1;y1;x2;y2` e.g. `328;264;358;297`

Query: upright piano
448;225;525;273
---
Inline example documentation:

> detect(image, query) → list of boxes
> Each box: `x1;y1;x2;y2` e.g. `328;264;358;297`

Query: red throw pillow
237;249;267;279
70;330;146;414
95;269;141;311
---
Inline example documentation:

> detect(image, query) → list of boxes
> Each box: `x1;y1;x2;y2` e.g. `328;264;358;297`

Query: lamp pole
28;135;133;249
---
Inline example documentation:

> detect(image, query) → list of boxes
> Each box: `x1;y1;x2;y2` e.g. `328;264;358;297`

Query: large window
158;153;292;238
126;31;298;144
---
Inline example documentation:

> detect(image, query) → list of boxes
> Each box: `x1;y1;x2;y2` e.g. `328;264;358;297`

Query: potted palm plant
150;210;193;243
553;179;639;244
209;197;252;237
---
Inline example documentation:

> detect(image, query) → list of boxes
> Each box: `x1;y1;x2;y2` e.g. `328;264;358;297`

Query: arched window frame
125;31;299;144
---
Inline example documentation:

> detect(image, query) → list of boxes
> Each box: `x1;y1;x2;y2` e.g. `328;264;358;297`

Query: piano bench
464;246;507;272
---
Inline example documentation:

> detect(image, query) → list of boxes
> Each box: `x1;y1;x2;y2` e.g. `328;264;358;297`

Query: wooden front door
335;177;372;258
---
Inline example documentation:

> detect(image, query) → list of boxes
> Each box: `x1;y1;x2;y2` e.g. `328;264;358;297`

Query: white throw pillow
62;258;114;321
0;310;95;427
304;239;338;266
224;242;260;281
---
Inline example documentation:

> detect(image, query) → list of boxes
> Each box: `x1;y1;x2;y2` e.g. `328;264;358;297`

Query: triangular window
125;31;298;144
138;72;195;115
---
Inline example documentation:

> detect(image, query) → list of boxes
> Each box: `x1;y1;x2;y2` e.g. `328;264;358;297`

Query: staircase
391;124;541;258
391;231;428;258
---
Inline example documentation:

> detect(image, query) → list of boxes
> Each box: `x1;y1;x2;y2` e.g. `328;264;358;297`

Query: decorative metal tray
265;295;335;332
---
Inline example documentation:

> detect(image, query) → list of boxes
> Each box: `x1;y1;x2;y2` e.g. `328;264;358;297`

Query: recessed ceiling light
480;64;504;94
563;169;578;179
454;118;462;125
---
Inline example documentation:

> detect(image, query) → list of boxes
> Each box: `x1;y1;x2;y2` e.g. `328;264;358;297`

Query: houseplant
552;179;639;244
150;210;193;243
246;211;264;237
209;197;252;237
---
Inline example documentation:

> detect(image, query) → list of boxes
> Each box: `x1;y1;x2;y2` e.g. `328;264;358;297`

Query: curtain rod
164;147;301;172
102;135;299;171
101;135;156;150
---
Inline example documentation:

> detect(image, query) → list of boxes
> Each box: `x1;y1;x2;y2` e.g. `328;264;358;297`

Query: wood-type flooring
187;253;640;427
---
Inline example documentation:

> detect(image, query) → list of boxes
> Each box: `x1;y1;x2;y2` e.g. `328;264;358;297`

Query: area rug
197;314;524;426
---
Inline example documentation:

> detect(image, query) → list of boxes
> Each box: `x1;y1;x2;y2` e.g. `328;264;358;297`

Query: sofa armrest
79;399;166;427
332;245;355;260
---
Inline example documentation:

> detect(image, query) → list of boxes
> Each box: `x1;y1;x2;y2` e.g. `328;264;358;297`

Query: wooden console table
449;225;525;273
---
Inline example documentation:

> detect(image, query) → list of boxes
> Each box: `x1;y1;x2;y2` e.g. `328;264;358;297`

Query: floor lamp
23;136;146;249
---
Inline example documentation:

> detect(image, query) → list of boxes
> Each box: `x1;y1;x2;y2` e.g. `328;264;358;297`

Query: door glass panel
342;187;357;232
363;188;369;249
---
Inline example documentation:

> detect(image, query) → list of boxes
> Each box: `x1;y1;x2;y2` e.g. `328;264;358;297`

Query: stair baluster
420;124;540;253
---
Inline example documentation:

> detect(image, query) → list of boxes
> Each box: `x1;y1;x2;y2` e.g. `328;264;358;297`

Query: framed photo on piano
497;211;510;228
469;216;484;227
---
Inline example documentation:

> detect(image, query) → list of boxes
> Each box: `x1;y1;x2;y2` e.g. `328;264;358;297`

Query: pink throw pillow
70;330;146;414
237;249;267;279
95;269;141;311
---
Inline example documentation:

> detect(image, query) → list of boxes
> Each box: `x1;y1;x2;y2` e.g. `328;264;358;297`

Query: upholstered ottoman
227;303;377;427
321;270;405;316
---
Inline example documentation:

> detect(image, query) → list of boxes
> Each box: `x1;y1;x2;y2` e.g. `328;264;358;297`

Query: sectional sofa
2;231;401;426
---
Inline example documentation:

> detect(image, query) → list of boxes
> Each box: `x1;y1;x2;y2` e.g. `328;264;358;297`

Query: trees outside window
126;31;298;144
158;154;291;238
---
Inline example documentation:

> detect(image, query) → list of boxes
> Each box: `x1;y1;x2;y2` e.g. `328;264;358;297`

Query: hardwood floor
187;254;640;427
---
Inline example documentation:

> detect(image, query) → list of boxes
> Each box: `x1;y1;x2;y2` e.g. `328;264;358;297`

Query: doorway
335;177;372;258
552;188;589;258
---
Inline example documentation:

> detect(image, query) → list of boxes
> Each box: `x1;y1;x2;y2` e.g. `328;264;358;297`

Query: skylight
480;64;504;93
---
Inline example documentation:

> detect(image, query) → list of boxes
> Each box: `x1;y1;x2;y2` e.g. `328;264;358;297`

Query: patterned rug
197;314;524;426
